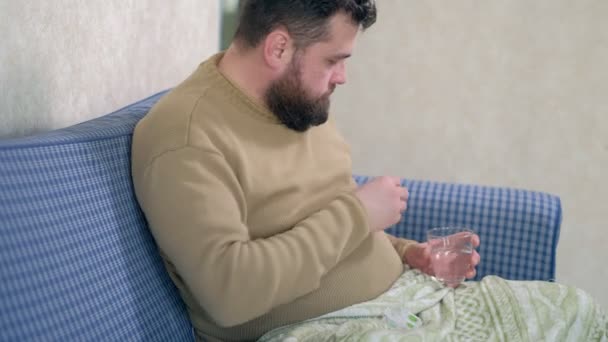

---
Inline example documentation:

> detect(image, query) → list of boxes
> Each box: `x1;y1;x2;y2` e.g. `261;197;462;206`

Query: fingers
399;186;409;201
466;266;477;279
471;234;480;248
468;236;480;279
397;184;408;213
466;251;480;279
387;176;401;186
397;185;408;213
472;250;480;266
379;176;407;196
377;176;400;186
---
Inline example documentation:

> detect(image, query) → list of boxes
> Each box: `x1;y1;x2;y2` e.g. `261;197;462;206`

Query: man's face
265;13;359;132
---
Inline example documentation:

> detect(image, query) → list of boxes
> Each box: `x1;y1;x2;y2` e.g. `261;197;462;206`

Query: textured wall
0;1;220;138
333;1;608;307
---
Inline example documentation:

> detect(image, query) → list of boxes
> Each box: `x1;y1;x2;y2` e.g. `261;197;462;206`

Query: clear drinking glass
426;227;474;288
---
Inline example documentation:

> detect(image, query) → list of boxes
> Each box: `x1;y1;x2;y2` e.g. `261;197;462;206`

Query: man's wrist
395;239;418;264
401;242;418;264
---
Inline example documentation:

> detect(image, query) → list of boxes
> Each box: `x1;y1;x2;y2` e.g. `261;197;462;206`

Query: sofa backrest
0;90;195;341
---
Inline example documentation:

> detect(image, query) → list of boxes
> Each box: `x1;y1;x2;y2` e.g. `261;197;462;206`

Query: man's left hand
402;234;481;279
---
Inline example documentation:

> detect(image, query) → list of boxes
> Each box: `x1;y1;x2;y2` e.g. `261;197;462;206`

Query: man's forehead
327;14;359;45
302;41;352;59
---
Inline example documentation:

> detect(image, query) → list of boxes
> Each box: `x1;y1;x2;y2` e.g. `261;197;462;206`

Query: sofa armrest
353;175;562;282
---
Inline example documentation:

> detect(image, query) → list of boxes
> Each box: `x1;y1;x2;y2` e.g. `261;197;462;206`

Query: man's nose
331;63;347;85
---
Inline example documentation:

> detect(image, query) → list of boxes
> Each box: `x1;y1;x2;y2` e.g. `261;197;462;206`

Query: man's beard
264;62;333;132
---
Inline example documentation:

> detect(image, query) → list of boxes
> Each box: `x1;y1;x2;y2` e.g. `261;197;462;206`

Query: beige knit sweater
131;53;415;341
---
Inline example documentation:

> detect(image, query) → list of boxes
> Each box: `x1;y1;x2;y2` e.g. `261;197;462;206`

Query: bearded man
131;2;446;340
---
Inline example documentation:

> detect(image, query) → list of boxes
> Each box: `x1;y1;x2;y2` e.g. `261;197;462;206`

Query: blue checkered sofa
0;90;562;341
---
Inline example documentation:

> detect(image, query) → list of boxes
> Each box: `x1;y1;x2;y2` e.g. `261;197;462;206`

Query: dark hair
233;0;376;50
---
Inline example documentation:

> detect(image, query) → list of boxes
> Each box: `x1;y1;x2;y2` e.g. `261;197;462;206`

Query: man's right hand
355;176;408;233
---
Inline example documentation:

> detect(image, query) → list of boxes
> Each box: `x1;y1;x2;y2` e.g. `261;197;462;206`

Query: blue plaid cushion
353;175;562;282
0;90;195;341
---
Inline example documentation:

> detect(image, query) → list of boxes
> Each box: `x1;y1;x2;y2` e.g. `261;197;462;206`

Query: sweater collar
203;52;280;124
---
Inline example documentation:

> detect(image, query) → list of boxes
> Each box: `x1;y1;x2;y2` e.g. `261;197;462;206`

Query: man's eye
327;59;338;65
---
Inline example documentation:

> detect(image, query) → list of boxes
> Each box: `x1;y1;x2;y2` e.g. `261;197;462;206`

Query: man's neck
217;45;270;106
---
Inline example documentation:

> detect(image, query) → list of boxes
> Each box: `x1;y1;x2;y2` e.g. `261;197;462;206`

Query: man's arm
137;146;371;327
385;233;417;263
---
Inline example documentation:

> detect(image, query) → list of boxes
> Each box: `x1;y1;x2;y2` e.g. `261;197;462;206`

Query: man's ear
262;28;294;70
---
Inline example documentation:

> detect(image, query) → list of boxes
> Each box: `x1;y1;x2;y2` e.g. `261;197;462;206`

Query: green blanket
259;269;607;341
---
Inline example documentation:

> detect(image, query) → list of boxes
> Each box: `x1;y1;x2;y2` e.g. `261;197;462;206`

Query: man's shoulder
149;84;213;125
131;81;224;167
142;57;228;132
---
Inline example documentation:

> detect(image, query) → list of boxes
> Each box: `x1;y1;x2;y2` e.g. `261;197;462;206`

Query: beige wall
334;1;608;307
0;1;220;138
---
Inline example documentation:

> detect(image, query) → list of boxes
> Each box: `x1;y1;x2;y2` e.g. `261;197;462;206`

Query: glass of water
427;227;474;288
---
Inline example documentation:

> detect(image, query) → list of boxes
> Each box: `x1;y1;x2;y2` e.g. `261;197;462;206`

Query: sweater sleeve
385;233;418;263
137;146;371;327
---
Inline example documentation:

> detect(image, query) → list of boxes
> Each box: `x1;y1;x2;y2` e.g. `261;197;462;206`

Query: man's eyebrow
332;53;352;60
